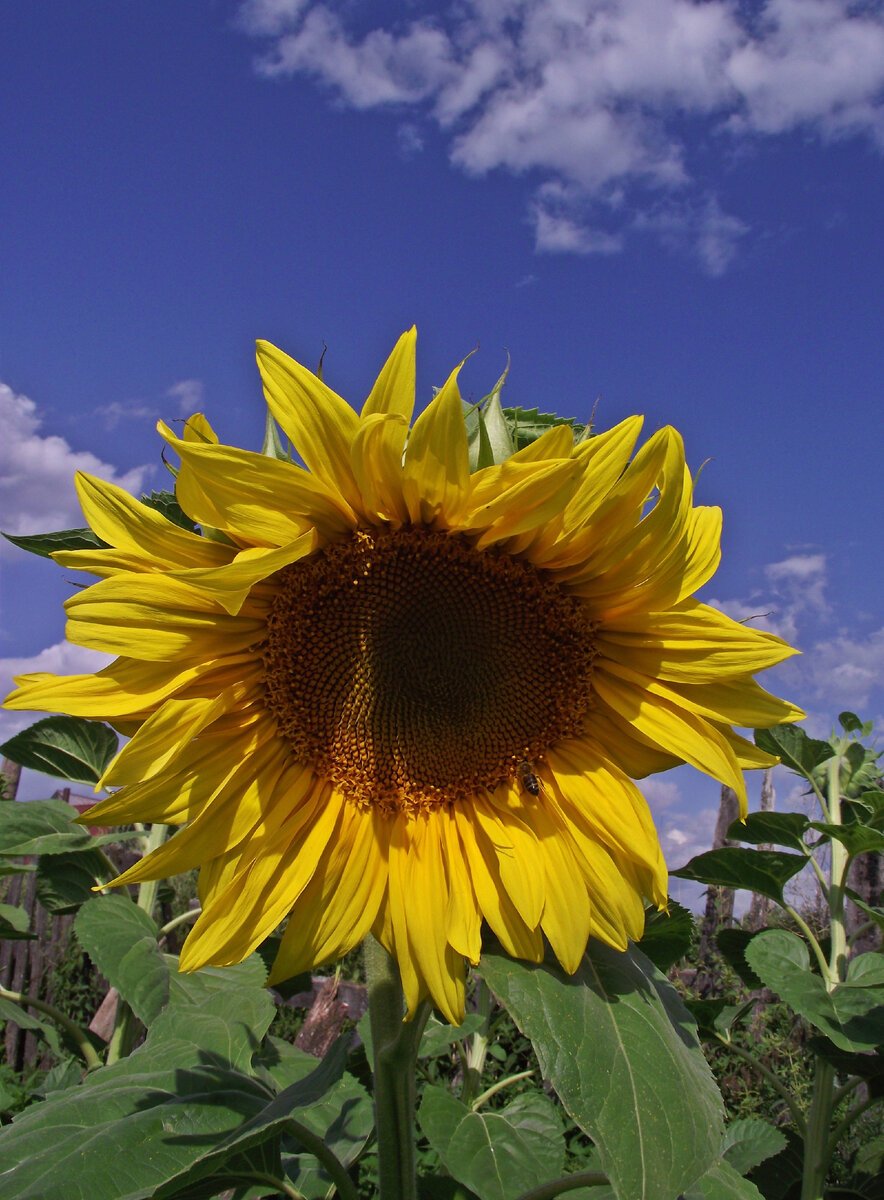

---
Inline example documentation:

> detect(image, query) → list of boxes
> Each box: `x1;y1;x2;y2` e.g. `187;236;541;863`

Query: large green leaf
152;1037;355;1200
75;894;169;1025
672;847;807;904
479;942;724;1200
0;797;94;856
0;716;118;784
746;930;884;1052
0;1027;273;1200
419;1086;565;1200
727;811;809;852
753;725;833;779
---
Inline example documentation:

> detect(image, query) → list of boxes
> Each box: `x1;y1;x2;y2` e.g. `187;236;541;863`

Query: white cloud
0;383;151;553
165;379;205;415
807;627;884;710
238;0;884;270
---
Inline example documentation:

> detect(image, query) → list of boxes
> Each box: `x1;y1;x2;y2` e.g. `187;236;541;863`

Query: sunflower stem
364;936;429;1200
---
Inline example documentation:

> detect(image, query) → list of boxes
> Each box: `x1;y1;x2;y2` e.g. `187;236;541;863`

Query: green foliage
2;713;884;1200
0;716;118;785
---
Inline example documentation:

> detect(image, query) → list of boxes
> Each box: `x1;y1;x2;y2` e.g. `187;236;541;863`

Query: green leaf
0;797;94;857
480;942;724;1200
0;716;118;784
420;1013;486;1058
35;848;115;914
811;821;884;856
419;1086;565;1200
716;930;765;991
0;996;63;1057
152;1036;355;1200
2;526;108;559
682;1160;765;1200
0;1020;275;1200
75;894;169;1026
638;900;695;972
721;1118;787;1176
754;725;833;779
806;1035;884;1079
139;490;197;533
746;929;884;1052
727;811;809;852
480;364;515;467
672;847;807;904
745;1129;804;1200
839;712;864;734
844;888;884;936
684;999;753;1039
0;904;35;940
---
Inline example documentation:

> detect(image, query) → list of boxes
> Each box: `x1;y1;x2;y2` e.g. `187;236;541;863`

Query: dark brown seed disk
261;527;596;810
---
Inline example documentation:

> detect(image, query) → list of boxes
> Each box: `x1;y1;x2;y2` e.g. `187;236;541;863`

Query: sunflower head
3;329;802;1023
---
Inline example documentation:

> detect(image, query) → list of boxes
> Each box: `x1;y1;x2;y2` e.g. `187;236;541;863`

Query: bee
517;758;540;797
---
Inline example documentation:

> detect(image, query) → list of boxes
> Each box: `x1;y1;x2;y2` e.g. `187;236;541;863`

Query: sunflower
3;329;802;1023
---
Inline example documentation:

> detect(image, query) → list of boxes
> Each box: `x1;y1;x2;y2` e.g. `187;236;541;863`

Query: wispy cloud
0;383;151;553
165;379;205;415
237;0;884;271
92;399;158;431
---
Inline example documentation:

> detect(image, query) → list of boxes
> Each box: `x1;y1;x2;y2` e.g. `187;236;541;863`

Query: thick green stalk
801;753;846;1200
365;936;429;1200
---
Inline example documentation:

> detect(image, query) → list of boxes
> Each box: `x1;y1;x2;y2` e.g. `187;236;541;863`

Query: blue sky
1;0;883;880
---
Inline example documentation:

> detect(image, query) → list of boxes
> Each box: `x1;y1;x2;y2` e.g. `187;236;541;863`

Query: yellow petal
351;413;410;525
362;327;417;422
180;783;341;968
99;688;248;788
453;803;543;963
268;804;390;983
73;473;231;569
561;415;645;535
159;422;355;544
64;573;265;661
402;364;469;525
256;341;363;513
597;600;799;681
4;654;256;719
164;531;317;616
593;666;747;806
